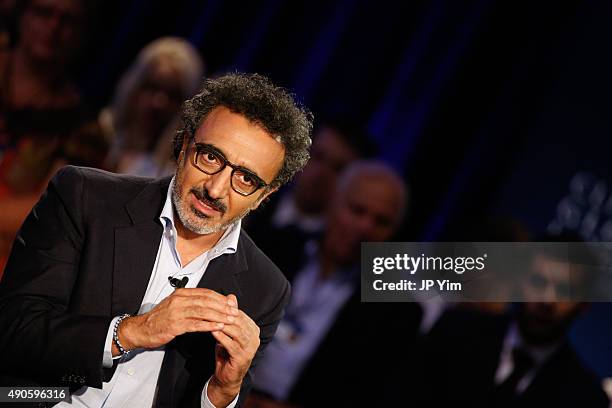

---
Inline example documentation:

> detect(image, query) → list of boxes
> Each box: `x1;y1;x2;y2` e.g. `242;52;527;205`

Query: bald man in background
246;161;422;408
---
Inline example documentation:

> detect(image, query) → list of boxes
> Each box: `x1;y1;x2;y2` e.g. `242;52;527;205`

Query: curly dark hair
173;73;313;189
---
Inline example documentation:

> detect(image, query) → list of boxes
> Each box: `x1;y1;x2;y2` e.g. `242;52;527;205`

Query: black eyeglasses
191;142;269;196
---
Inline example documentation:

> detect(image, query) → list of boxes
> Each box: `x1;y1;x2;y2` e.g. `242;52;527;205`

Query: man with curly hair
0;73;313;408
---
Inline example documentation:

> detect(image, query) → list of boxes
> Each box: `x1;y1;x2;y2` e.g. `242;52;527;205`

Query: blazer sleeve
236;277;291;407
0;166;113;388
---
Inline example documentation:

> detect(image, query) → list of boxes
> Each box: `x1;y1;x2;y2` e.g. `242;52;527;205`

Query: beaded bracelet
113;313;132;357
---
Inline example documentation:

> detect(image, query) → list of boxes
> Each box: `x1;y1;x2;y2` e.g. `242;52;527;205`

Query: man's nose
204;166;232;199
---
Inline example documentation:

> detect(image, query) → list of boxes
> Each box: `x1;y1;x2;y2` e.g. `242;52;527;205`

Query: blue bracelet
113;314;132;356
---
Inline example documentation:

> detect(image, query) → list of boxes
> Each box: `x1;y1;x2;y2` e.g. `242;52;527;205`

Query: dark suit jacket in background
267;237;423;407
0;166;291;407
421;309;609;408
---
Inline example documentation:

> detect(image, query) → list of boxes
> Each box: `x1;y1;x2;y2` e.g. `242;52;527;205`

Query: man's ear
176;149;186;168
179;138;192;166
177;133;191;165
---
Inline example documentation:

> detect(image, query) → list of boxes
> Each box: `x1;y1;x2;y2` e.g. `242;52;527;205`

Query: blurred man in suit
422;234;609;408
247;161;422;408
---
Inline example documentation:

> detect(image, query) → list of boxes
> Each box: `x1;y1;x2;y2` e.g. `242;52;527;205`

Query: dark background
68;0;612;378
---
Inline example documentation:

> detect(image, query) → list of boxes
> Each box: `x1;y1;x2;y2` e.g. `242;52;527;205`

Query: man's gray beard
172;182;249;235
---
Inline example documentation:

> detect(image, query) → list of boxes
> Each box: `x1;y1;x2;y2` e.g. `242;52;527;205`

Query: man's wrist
120;315;140;349
207;375;241;407
111;315;141;357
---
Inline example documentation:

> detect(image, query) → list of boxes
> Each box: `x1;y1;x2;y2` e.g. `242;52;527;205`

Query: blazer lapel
196;239;247;297
111;177;171;316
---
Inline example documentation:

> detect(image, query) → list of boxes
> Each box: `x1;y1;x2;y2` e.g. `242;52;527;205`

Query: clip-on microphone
168;276;189;288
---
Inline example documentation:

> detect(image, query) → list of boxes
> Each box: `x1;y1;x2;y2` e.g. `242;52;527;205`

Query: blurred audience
0;0;102;275
101;36;204;177
245;118;377;264
246;161;421;408
421;232;609;408
414;217;531;334
0;0;17;48
0;0;87;173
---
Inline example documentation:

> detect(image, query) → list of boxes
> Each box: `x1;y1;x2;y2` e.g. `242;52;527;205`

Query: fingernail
227;299;236;306
217;323;224;329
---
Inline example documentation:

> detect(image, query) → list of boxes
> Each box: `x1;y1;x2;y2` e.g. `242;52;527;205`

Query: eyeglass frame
186;137;271;196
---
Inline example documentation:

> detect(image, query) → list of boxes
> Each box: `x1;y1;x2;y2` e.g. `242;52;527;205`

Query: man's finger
170;293;238;317
185;320;226;333
182;305;235;324
219;322;249;349
235;310;260;335
227;293;238;308
212;330;241;357
174;288;229;303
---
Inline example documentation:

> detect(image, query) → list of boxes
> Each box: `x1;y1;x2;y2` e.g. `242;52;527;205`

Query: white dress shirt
494;323;559;394
251;242;355;400
57;178;240;408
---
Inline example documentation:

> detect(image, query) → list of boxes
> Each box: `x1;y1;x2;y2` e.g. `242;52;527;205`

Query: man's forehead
344;184;401;221
350;177;402;205
193;108;285;177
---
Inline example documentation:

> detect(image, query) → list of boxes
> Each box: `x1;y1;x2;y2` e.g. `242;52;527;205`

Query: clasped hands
114;288;260;406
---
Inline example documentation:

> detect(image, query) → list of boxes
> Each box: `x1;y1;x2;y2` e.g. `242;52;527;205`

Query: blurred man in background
247;161;422;408
245;119;377;264
422;233;609;408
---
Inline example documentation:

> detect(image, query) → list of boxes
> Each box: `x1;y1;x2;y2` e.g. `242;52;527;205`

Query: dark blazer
421;309;609;408
0;166;291;407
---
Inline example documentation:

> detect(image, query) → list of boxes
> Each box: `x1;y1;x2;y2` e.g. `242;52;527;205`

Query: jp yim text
373;279;462;292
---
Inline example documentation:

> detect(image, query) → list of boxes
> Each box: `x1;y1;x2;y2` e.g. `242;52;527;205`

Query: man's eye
205;153;217;162
236;172;254;186
241;174;254;185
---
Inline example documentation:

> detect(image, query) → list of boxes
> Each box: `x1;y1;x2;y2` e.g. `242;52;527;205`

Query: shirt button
127;368;135;376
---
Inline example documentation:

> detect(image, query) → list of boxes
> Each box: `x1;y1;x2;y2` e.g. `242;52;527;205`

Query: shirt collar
160;177;241;255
